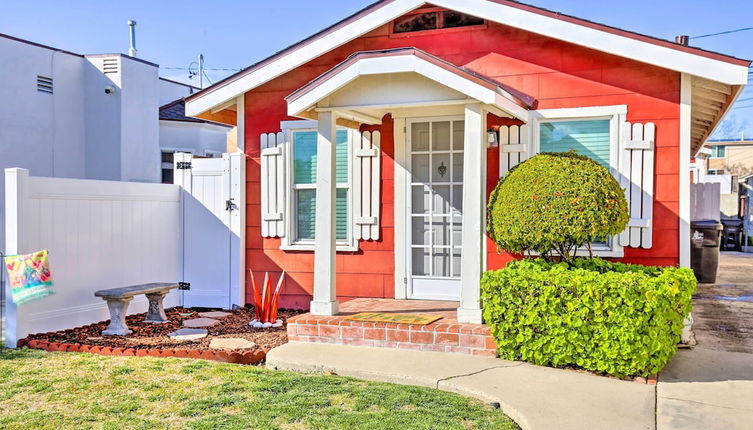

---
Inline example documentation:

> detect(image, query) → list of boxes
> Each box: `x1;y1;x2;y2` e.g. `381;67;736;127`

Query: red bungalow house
185;0;748;352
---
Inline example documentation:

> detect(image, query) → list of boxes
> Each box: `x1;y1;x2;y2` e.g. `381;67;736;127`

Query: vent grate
102;58;118;74
36;75;53;94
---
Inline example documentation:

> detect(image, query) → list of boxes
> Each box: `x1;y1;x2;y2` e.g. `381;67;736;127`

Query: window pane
412;217;430;246
451;249;461;278
452;153;463;182
432;248;450;277
432;217;450;247
296;189;316;241
432;153;450;182
539;120;611;167
412;248;431;276
294;131;317;184
411;122;430;151
161;169;173;184
294;130;349;185
442;11;484;29
412;185;431;214
296;189;348;241
394;12;438;33
412;154;430;183
335;130;349;183
432;121;451;150
433;185;451;215
336;188;348;241
452;121;464;150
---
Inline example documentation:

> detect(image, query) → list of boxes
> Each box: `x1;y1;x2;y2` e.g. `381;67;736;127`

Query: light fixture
487;128;499;148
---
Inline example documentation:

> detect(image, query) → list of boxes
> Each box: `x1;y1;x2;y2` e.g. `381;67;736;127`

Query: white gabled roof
186;0;750;116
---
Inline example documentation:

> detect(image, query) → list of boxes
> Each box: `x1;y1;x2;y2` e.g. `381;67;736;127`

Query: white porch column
310;111;339;315
458;103;487;323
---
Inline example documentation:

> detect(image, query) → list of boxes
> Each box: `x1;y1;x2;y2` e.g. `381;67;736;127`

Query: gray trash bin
690;220;723;283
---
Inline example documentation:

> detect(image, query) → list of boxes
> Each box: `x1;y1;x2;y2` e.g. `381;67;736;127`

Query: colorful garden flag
4;250;55;305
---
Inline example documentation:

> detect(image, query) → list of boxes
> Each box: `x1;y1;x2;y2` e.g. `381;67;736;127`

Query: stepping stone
167;328;208;341
209;338;257;350
183;317;220;328
198;311;231;319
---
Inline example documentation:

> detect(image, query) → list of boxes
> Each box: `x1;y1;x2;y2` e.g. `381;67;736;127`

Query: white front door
407;117;464;300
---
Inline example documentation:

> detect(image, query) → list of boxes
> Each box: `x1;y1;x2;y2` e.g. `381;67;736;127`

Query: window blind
539;120;611;167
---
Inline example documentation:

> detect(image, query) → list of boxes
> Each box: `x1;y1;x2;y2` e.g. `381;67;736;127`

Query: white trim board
287;54;530;121
186;0;747;116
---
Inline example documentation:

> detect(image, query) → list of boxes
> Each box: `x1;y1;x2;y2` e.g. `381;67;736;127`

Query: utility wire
691;26;753;39
162;66;241;71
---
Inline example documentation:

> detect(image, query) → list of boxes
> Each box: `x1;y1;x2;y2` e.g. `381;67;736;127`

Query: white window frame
280;120;358;252
530;105;627;258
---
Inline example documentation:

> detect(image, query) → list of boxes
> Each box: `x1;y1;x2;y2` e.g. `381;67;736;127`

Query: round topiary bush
487;151;629;261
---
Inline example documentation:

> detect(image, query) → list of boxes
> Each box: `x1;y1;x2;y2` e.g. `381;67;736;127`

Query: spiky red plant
249;270;285;323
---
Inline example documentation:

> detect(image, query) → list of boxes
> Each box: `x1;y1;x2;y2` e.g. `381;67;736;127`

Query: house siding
242;17;681;309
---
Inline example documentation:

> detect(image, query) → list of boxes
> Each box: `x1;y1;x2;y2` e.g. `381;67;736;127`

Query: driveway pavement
656;251;753;429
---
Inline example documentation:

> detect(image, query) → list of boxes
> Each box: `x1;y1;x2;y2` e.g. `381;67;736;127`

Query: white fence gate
173;153;244;310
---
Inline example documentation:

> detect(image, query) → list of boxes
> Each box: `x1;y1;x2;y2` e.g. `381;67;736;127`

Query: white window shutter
498;124;530;178
353;130;381;241
618;121;655;249
260;132;286;238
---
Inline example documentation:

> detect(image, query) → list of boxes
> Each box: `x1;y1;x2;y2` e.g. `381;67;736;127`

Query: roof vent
102;58;119;74
675;35;690;46
36;75;53;94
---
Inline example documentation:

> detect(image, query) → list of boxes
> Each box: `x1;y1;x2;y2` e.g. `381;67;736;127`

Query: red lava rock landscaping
19;307;303;365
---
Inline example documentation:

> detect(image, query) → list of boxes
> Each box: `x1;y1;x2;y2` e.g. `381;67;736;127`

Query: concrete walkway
658;347;753;429
267;342;655;430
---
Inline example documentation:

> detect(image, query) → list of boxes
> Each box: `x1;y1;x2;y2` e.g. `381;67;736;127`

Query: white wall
159;78;194;106
4;169;182;347
120;57;160;183
84;55;122;181
0;36;88;254
160;121;230;156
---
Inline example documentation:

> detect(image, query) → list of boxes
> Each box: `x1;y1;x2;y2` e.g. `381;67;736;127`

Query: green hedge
481;259;696;377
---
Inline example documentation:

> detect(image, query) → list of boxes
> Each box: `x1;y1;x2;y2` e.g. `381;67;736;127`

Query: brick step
287;314;496;357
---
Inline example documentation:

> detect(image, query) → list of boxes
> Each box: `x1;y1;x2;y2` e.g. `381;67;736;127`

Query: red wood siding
243;17;681;309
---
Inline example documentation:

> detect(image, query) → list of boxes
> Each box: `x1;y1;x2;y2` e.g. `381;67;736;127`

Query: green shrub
481;258;696;377
487;152;628;262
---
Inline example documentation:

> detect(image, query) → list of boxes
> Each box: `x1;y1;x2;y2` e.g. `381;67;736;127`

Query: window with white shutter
273;121;370;251
527;105;639;257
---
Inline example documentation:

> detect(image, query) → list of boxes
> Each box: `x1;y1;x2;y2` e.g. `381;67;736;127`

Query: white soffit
186;0;749;116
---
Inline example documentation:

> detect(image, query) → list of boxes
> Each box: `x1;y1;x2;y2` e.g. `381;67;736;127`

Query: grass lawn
0;348;519;430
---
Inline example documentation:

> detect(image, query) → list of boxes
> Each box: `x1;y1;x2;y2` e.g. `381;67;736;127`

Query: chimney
675;35;690;46
128;20;138;57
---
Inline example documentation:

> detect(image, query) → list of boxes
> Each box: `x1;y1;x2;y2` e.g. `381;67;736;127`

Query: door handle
225;198;237;212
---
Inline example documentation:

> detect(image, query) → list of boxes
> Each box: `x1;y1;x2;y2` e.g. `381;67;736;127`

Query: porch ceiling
286;47;536;126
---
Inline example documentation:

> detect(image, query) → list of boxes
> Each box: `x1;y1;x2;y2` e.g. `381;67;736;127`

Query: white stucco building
0;33;229;250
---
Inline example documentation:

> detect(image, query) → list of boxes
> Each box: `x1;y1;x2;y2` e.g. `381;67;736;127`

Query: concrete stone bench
94;283;179;336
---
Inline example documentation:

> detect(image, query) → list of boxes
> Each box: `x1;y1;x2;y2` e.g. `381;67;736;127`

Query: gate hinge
403;277;407;285
176;161;192;170
178;282;191;290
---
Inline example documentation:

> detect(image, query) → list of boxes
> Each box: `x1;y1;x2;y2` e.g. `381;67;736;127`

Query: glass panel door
408;118;464;300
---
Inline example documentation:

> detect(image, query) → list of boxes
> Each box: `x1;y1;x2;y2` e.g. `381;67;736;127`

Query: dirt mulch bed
20;307;304;363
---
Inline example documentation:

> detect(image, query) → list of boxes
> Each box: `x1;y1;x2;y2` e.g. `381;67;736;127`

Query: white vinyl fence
3;168;181;347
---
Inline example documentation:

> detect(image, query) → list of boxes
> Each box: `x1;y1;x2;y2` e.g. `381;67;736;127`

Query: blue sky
3;0;752;138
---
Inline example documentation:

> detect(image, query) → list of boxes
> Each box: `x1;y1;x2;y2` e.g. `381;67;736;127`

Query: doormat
344;312;442;325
